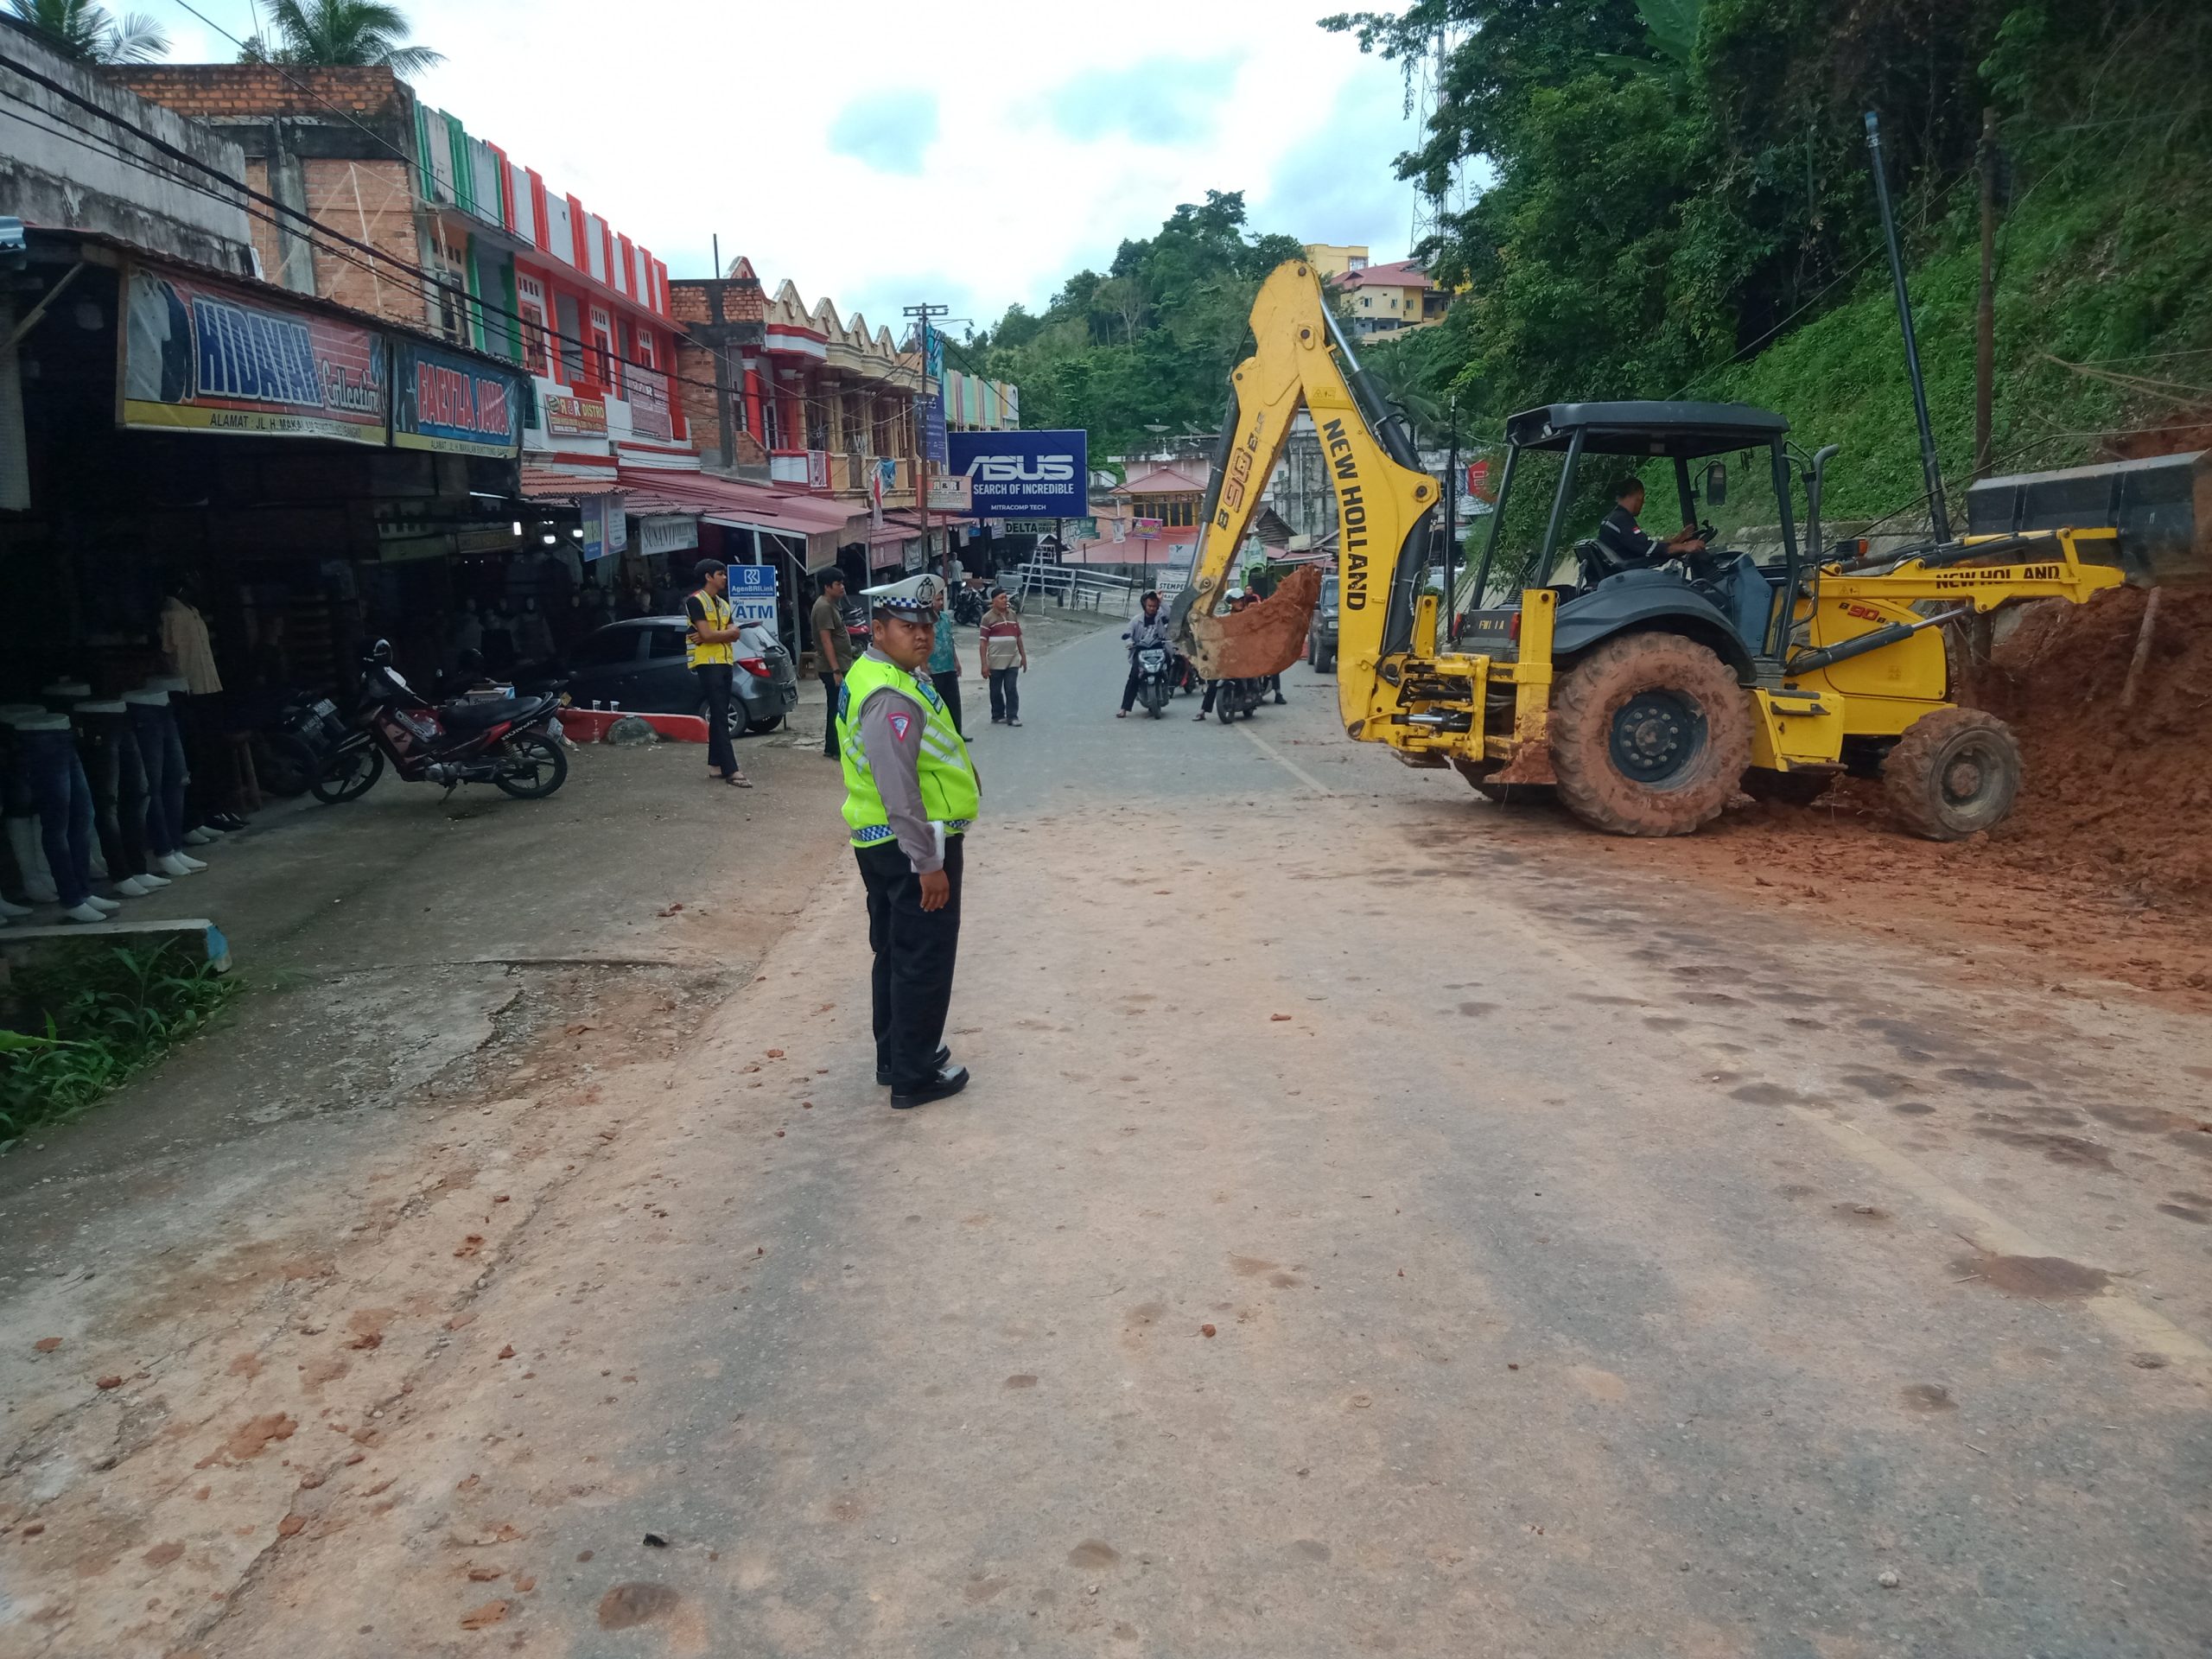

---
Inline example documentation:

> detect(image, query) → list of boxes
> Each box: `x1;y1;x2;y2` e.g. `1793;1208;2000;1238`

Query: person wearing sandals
684;560;751;788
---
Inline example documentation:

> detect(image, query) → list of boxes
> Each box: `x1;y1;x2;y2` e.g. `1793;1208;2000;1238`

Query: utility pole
903;302;950;581
1440;385;1459;645
1974;109;1998;480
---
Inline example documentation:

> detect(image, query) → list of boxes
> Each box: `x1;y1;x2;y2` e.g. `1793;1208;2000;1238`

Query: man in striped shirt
977;589;1027;727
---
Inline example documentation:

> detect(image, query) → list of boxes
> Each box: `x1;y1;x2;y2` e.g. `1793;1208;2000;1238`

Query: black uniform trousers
855;833;963;1090
696;663;738;777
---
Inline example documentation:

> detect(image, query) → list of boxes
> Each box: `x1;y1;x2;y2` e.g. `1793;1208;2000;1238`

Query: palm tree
246;0;442;76
7;0;168;62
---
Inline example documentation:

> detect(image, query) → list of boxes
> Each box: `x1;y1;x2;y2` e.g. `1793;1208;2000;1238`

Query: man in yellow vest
684;559;750;788
837;572;978;1109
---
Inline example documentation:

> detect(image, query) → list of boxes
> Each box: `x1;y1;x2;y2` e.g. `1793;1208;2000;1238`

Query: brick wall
302;157;427;326
667;276;766;327
106;64;405;122
240;157;283;281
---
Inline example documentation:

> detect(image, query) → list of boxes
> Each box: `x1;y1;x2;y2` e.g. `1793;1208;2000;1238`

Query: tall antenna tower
1408;26;1474;252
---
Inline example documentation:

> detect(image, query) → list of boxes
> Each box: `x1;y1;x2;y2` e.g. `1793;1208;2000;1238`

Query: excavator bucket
1176;565;1322;681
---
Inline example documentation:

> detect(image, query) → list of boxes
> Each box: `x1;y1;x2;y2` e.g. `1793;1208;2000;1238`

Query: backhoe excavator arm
1171;261;1441;732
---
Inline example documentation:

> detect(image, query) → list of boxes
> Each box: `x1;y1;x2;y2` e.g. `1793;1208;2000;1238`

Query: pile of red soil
1965;583;2212;911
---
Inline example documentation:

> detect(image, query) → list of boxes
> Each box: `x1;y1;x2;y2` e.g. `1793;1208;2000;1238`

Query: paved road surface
13;622;2210;1657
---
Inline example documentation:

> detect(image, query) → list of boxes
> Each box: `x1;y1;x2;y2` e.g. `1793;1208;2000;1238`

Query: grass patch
1;944;238;1141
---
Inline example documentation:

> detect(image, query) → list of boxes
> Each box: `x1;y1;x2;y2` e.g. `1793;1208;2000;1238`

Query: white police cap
861;572;947;615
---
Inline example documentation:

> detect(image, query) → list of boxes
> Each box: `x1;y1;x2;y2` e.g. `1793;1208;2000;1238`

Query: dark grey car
542;616;799;737
1306;573;1339;672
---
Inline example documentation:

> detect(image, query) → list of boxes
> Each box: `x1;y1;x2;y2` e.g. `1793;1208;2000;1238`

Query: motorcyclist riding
1117;590;1173;719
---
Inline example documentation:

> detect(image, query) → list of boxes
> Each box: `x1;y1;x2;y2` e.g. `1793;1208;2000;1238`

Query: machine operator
1598;475;1707;572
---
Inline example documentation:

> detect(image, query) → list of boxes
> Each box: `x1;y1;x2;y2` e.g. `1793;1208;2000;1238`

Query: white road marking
1236;721;1335;797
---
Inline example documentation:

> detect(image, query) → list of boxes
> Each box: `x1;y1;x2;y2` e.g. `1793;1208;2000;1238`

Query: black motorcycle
1132;644;1173;718
250;688;351;798
312;641;569;804
1214;676;1267;724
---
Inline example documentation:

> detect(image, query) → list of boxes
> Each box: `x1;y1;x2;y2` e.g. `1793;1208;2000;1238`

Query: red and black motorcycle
311;641;569;805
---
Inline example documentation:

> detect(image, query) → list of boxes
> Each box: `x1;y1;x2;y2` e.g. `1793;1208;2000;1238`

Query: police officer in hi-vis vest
836;573;979;1109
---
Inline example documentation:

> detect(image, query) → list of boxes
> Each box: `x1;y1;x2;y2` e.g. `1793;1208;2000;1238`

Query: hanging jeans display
127;695;188;858
77;704;149;883
11;723;94;912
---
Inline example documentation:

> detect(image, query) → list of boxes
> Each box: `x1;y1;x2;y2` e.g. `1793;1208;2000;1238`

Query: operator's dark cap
861;573;947;617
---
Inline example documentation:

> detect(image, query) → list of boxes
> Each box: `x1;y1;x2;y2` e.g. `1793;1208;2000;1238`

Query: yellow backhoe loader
1173;257;2124;838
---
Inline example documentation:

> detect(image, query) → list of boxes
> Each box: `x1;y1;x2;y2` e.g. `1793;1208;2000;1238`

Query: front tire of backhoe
1548;633;1751;836
1882;707;2020;840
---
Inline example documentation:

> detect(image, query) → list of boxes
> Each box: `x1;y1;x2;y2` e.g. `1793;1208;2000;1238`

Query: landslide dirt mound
1966;583;2212;909
1584;582;2212;1002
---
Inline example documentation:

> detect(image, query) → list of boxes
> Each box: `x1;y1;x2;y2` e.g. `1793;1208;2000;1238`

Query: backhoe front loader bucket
1174;565;1322;681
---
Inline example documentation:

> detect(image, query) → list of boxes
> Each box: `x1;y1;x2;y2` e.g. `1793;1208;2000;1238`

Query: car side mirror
1700;461;1727;506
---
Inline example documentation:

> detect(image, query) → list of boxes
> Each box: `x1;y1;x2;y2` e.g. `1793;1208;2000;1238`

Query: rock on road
16;620;2212;1657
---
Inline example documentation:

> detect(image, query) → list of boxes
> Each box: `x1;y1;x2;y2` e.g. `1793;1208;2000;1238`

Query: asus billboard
945;429;1089;518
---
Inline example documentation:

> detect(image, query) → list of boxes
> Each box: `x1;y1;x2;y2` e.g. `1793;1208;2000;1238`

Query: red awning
522;464;854;538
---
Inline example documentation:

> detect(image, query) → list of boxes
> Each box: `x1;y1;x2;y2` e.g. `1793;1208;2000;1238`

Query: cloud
826;90;939;176
1254;56;1421;255
131;0;1423;328
1042;55;1242;146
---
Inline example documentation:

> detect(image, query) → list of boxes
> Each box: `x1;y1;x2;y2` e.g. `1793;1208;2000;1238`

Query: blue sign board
945;428;1088;518
918;393;947;464
391;338;525;458
728;563;779;636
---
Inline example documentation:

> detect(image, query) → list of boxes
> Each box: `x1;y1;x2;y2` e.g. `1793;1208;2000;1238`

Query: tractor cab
1460;401;1802;683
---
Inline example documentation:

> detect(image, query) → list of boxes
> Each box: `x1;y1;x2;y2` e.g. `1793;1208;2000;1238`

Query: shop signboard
947;429;1087;518
120;263;386;445
926;473;972;513
728;563;779;638
918;394;947;464
391;338;524;458
545;393;607;437
581;492;627;561
635;514;699;557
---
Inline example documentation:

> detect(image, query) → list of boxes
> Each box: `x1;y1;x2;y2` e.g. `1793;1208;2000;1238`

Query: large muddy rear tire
1882;707;2019;840
1548;633;1751;836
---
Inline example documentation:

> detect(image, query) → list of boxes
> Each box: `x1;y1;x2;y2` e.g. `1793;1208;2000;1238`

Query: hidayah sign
391;339;524;458
946;429;1087;518
120;264;386;445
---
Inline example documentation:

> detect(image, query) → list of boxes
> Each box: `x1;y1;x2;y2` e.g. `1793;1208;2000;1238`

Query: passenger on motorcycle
1117;591;1173;718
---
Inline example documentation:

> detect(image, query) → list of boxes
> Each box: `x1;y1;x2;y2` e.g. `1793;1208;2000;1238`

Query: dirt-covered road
6;616;2207;1658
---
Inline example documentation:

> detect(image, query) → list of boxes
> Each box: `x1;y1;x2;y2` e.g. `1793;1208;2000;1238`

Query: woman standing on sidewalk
978;589;1027;727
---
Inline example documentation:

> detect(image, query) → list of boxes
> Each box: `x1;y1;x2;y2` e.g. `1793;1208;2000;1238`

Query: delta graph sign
944;429;1088;518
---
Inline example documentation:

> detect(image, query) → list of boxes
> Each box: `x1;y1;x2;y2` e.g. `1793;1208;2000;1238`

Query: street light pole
904;302;950;581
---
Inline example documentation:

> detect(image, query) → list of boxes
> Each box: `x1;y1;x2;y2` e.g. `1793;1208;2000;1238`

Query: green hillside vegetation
1338;0;2212;536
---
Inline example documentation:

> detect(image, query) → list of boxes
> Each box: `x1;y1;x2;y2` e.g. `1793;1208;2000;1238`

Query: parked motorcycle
250;688;350;798
1133;645;1173;718
1213;676;1267;724
312;641;569;804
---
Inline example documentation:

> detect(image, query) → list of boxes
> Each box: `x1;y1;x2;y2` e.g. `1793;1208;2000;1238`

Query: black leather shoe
877;1045;950;1087
890;1065;969;1110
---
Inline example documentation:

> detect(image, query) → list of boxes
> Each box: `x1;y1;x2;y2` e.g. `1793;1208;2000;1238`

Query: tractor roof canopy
1505;401;1789;458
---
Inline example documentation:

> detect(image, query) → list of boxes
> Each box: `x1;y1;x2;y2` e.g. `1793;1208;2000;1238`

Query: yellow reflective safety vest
686;588;735;669
836;654;980;849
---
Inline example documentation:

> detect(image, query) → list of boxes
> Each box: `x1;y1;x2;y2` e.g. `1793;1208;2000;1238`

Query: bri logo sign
946;429;1088;518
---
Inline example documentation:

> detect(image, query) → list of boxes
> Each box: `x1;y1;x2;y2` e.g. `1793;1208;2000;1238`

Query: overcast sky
138;0;1427;338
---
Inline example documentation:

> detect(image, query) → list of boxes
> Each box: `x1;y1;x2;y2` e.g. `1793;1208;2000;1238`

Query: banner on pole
728;563;779;639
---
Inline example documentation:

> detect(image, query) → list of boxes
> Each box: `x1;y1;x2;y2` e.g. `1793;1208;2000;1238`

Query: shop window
634;328;656;371
554;293;585;382
516;275;550;377
1163;497;1197;528
590;306;615;391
